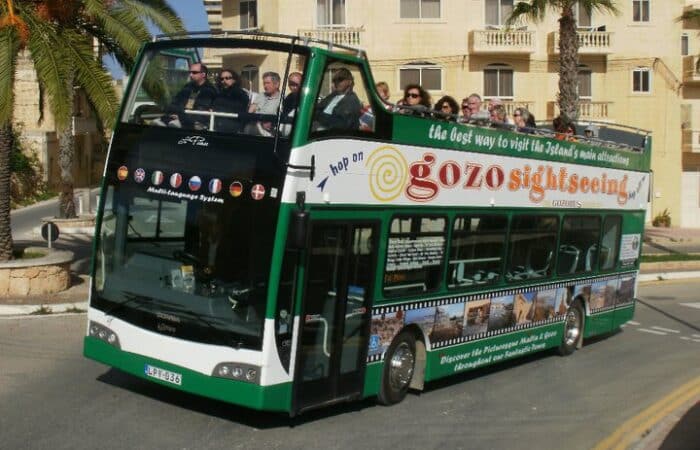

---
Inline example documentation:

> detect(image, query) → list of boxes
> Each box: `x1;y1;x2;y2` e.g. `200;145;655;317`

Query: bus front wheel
378;331;416;405
559;300;584;356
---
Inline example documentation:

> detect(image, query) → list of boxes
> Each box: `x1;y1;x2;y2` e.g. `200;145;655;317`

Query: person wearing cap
584;125;597;139
313;67;362;131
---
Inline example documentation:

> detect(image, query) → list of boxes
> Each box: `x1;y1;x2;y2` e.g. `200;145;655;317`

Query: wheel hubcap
389;342;415;391
564;307;581;347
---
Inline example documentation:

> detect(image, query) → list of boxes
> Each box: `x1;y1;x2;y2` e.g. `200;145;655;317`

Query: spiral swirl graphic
366;145;408;202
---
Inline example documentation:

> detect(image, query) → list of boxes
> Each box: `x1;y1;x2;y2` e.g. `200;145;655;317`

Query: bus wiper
104;293;149;316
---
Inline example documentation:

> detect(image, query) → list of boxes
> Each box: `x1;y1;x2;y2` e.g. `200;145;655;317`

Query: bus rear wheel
559;301;584;356
378;331;416;405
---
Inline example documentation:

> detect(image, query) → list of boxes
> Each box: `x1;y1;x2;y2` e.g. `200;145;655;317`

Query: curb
638;271;700;282
0;301;88;317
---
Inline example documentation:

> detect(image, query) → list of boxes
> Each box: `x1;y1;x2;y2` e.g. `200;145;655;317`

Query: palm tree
506;0;619;127
0;0;184;261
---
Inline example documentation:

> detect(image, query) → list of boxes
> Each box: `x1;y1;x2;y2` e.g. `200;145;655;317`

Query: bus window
506;215;558;282
557;216;601;275
599;216;622;271
383;216;446;297
448;215;507;288
311;61;375;134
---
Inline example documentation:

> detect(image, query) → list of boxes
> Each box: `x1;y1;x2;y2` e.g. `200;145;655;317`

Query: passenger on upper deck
553;116;577;141
246;71;282;136
435;96;459;121
211;69;249;132
313;68;362;131
282;72;303;117
375;81;392;109
399;84;431;117
460;93;482;122
154;62;217;129
513;107;536;133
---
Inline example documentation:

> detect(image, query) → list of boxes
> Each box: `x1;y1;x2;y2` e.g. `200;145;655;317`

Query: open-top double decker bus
84;32;651;415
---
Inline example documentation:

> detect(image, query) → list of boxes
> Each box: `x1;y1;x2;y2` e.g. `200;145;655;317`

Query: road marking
650;326;680;333
593;376;700;450
679;302;700;309
693;334;700;339
638;328;667;335
627;321;641;326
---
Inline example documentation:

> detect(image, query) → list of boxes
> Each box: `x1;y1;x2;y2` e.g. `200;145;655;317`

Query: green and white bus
84;32;651;415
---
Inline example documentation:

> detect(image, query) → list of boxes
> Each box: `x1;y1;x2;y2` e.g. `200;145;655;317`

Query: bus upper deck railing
152;30;367;59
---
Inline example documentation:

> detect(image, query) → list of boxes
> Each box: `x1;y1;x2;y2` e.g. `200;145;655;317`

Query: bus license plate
144;364;182;386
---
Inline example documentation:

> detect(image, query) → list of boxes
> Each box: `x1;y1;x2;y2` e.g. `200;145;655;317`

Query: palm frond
0;27;20;126
120;0;186;34
83;0;150;58
61;29;119;127
580;0;621;17
17;4;73;128
679;8;700;23
505;0;549;28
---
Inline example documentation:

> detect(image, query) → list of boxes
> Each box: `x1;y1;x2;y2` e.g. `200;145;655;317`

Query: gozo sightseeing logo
365;146;408;202
367;146;633;206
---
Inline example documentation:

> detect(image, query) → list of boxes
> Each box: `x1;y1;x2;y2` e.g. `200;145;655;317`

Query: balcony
298;27;363;47
470;29;535;54
684;55;700;84
548;101;614;122
683;129;700;153
551;31;613;55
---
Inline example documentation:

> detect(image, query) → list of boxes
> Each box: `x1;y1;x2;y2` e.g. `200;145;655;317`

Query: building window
575;2;592;29
632;0;649;22
632;67;651;93
682;34;689;56
241;65;259;92
578;66;592;99
485;0;513;27
239;1;257;30
317;0;345;27
400;0;441;19
484;64;513;99
399;62;442;90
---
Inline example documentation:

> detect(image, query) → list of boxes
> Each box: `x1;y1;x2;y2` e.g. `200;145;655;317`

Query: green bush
652;208;671;227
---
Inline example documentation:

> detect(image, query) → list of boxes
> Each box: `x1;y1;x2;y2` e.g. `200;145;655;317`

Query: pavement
1;216;699;448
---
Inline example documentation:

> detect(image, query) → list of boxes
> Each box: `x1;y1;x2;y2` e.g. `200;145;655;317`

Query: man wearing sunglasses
282;72;303;117
155;62;217;129
313;67;362;131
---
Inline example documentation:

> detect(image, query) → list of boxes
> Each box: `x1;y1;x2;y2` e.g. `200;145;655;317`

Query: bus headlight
88;321;121;349
212;363;260;384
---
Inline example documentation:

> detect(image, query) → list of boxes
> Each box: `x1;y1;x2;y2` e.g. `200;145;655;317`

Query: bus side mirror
289;210;309;249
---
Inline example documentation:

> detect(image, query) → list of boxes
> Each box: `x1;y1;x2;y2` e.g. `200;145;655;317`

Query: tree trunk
57;125;77;219
0;125;15;261
558;5;580;125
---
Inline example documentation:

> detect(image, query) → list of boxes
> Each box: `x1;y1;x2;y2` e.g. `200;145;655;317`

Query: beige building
202;1;698;226
12;52;105;192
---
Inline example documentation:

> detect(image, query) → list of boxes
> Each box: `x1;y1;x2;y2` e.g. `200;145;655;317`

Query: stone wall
0;248;73;297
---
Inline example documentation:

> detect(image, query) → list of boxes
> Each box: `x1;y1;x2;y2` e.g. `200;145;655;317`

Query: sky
105;0;209;78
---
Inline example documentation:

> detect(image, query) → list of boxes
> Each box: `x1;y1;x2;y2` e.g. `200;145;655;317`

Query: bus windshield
122;44;306;136
92;131;282;350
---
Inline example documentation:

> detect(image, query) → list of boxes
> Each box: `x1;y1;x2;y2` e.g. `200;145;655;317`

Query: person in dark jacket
156;62;217;129
313;68;362;131
212;69;249;132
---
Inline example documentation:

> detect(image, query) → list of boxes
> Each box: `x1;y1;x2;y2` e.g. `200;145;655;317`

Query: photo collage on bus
368;273;636;361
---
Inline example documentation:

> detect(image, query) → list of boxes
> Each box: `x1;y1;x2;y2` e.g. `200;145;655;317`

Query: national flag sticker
188;176;202;191
134;168;146;183
208;178;222;194
151;170;164;186
251;184;266;200
117;166;128;181
229;181;243;197
170;173;182;189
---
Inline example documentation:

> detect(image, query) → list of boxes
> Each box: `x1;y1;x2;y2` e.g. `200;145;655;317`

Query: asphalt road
1;281;698;450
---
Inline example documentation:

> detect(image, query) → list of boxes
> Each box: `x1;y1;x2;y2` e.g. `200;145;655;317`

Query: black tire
378;331;416;405
559;300;584;356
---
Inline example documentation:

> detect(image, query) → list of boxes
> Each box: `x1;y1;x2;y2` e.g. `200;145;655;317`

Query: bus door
293;221;377;413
